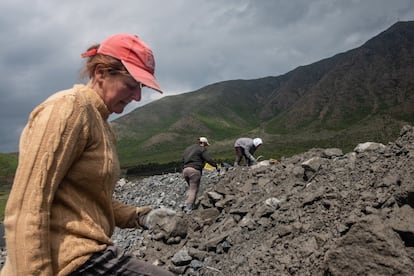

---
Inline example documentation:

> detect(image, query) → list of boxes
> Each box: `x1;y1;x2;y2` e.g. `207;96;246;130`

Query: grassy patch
0;153;18;177
0;153;17;219
0;178;13;221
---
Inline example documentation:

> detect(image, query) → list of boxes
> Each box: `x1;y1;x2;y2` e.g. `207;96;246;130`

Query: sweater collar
76;84;111;120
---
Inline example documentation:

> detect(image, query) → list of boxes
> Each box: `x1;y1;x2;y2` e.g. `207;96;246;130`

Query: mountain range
112;21;414;169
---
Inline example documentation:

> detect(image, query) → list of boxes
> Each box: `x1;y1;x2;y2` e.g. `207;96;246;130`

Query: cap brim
122;61;163;93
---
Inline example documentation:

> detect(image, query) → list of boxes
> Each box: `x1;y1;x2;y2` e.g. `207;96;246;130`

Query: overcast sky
1;0;413;153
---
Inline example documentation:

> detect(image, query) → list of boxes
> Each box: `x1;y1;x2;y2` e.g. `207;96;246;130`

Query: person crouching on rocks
234;137;263;166
0;33;182;276
182;137;219;213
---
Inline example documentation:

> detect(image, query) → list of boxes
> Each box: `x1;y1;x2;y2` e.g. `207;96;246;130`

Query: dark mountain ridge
112;21;414;168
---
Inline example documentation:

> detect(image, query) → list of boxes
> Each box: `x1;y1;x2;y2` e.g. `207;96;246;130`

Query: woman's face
98;72;142;114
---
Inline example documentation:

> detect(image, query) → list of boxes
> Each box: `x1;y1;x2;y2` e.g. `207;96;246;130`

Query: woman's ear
94;64;106;82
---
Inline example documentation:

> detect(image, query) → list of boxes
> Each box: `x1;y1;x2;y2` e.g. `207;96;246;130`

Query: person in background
1;33;180;276
182;137;219;213
234;137;263;166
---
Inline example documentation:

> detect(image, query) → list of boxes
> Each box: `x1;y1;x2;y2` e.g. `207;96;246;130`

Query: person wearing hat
234;137;263;166
182;137;219;213
1;34;178;276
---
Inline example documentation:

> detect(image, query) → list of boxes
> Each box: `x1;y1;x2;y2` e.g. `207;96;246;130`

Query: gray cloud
1;0;414;152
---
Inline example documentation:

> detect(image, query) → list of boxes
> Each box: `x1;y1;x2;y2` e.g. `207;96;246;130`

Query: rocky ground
111;125;414;275
2;125;414;275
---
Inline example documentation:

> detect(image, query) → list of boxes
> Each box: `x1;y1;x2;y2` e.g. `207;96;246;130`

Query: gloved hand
216;162;223;173
136;206;153;227
143;208;188;244
124;206;152;228
249;157;257;166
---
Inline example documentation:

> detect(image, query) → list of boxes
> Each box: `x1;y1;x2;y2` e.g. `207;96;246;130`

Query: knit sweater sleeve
3;93;88;275
112;199;139;228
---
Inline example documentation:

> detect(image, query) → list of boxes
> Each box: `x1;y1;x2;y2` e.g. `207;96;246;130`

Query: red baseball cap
82;33;163;93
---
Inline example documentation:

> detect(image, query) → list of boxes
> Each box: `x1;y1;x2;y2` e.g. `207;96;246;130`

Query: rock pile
111;125;414;275
2;125;414;275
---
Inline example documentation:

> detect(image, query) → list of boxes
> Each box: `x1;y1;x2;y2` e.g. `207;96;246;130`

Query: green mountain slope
112;80;272;165
112;21;414;168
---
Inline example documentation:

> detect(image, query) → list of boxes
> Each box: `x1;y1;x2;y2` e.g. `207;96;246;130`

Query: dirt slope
112;125;414;275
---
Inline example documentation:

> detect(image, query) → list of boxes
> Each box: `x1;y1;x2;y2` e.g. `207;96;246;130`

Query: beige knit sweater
1;84;147;275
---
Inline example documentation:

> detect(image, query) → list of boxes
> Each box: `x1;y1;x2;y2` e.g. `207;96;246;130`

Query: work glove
143;208;188;244
249;157;257;166
124;206;152;228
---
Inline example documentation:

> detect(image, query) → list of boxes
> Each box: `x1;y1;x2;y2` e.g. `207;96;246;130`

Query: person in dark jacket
182;137;218;212
234;137;263;166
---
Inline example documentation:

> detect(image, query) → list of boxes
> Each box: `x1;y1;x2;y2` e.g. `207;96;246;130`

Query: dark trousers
183;166;201;206
70;245;174;275
235;147;253;166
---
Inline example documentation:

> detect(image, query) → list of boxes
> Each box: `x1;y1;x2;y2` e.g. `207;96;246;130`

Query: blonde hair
80;44;131;80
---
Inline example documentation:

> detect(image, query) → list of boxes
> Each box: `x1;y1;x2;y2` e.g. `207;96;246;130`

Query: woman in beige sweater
1;34;175;275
